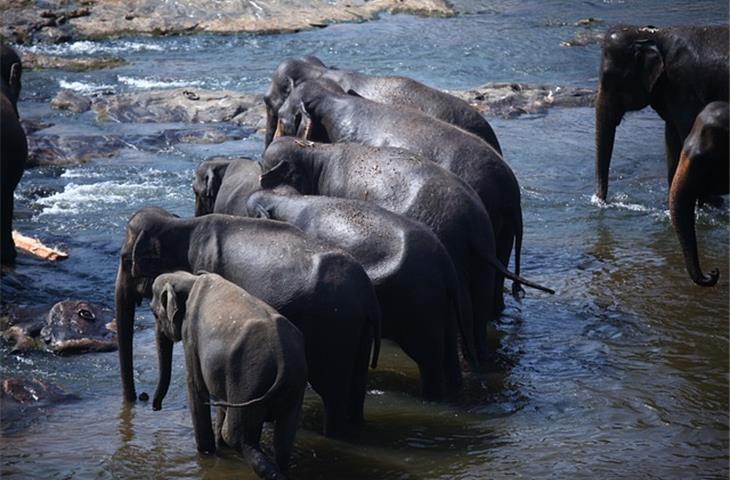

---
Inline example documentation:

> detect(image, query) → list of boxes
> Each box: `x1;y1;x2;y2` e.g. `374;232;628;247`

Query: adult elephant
259;138;553;365
1;44;27;266
192;157;261;216
264;56;502;154
275;78;524;313
669;101;728;287
115;208;381;437
246;187;464;399
595;25;729;202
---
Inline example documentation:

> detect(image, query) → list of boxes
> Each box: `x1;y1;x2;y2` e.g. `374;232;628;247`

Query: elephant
595;25;729;202
260;138;553;365
274;78;525;314
264;55;502;154
115;208;381;437
246;187;464;398
193;156;261;216
151;272;307;480
1;44;27;267
669;101;728;287
1;300;116;353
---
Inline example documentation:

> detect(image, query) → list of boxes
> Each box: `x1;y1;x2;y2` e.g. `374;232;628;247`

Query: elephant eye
78;309;95;321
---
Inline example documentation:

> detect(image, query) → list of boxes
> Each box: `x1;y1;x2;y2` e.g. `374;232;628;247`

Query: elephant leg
442;303;463;392
665;123;683;188
394;315;446;400
349;322;372;425
494;223;516;315
185;352;216;454
274;391;304;473
215;406;227;448
472;265;497;365
307;352;350;437
1;189;17;266
227;407;282;480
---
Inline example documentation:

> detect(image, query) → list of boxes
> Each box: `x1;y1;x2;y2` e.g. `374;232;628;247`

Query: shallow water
2;1;728;478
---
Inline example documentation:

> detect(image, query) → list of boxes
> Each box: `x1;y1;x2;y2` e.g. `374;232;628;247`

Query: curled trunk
115;263;139;401
595;89;620;202
152;326;174;410
669;152;719;286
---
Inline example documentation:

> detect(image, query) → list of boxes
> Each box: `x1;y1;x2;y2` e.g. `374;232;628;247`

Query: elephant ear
204;167;221;198
161;283;183;339
636;40;664;93
260;161;292;188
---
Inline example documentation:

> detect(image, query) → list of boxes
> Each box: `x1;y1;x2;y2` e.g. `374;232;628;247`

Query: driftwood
12;231;68;261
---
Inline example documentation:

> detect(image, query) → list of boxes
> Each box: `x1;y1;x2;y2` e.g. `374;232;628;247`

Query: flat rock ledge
2;0;453;44
22;52;126;71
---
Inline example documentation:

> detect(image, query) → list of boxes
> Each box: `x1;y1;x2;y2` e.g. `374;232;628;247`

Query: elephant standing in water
151;272;307;480
264;56;502;153
594;25;729;202
1;44;27;266
115;208;380;437
274;78;524;314
246;188;464;398
260;138;553;365
669;101;728;286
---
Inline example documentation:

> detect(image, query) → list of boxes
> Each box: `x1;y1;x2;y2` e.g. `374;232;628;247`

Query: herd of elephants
1;22;729;480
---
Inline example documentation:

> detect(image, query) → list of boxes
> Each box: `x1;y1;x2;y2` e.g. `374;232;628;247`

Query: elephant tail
479;244;555;295
511;207;526;299
368;295;381;369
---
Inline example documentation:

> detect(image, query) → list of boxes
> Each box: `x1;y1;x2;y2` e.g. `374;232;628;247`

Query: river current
1;1;728;478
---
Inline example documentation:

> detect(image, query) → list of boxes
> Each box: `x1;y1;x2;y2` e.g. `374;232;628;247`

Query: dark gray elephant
1;44;27;266
246;187;464;398
595;25;729;202
260;138;553;365
151;272;307;480
115;208;380;437
274;78;524;313
192;156;261;216
668;101;728;286
264;55;501;153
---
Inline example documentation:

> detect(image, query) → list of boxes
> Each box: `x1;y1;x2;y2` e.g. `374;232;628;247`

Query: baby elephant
151;271;307;480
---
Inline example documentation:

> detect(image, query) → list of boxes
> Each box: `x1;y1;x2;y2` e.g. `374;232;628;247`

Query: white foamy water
117;75;204;90
58;80;115;95
23;40;165;56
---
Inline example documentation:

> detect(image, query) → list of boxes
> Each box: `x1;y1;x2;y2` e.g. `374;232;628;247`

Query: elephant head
273;79;345;143
260;138;318;194
150;271;197;410
192;159;232;216
595;26;665;201
264;56;327;147
1;44;22;114
668;101;728;287
115;208;189;402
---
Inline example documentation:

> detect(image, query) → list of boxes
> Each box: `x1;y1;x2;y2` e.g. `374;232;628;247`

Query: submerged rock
0;377;80;430
449;83;596;118
2;0;452;43
2;300;117;354
560;30;605;47
23;51;126;71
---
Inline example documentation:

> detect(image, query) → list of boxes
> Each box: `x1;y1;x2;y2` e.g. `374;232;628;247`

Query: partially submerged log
12;231;68;261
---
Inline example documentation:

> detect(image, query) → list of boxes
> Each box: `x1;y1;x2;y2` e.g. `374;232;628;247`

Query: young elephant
263;55;501;153
151;272;307;480
274;78;523;313
247;188;464;398
115;208;380;437
1;44;27;266
260;138;553;365
192;157;261;216
669;101;729;287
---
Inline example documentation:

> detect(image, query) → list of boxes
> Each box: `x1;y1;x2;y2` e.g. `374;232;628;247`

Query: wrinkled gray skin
1;44;27;266
595;25;729;203
193;157;262;216
264;55;502;154
260;138;553;366
151;272;306;480
2;300;116;353
275;78;523;314
247;188;463;398
115;208;380;438
668;101;729;287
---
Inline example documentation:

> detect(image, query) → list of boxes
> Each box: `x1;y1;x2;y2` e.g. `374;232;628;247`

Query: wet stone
50;89;92;113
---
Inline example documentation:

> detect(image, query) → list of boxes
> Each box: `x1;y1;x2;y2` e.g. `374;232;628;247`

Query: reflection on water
2;0;728;478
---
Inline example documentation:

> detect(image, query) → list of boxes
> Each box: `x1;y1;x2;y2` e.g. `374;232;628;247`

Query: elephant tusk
301;116;312;141
274;119;285;138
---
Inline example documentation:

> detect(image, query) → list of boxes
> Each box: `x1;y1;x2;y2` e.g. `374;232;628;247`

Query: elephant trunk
194;194;213;217
669;151;719;286
595;89;621;202
115;262;139;402
152;324;174;410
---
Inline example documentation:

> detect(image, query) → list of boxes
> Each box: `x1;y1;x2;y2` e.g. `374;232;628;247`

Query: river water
1;1;728;478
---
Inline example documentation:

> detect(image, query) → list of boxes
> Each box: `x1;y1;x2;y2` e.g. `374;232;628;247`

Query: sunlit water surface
1;1;728;478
